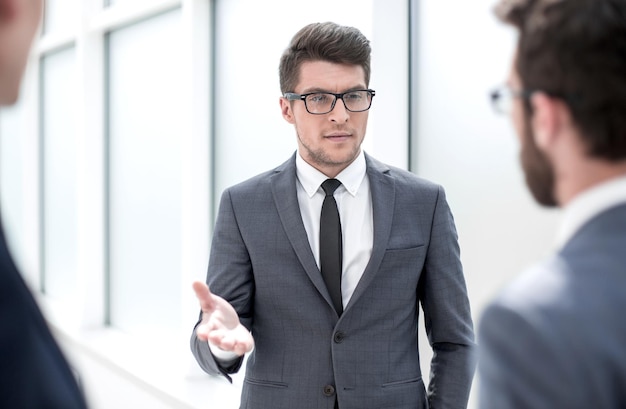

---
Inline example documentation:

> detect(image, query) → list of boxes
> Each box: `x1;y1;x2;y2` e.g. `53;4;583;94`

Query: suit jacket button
334;331;345;343
323;385;335;397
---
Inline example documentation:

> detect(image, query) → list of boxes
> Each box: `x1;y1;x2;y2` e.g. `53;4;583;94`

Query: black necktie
320;179;343;315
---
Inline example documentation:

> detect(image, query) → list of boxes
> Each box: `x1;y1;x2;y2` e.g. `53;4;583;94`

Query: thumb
192;281;216;314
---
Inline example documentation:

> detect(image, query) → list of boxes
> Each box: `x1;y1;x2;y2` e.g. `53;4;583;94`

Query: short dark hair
279;22;371;94
496;0;626;160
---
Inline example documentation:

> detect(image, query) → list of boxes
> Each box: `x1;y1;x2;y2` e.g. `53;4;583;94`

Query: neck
556;158;626;206
297;149;361;179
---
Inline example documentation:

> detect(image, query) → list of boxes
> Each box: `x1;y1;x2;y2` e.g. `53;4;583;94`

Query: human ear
529;92;560;150
280;97;296;124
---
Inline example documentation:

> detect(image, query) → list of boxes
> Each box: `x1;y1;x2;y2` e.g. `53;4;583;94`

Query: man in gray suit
479;0;626;408
190;22;476;409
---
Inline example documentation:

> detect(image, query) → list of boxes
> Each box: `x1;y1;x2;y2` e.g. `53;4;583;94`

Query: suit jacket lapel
270;154;336;310
345;154;395;312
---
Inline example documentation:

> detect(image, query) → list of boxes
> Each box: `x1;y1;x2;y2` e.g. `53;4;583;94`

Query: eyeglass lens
305;91;372;114
491;88;512;114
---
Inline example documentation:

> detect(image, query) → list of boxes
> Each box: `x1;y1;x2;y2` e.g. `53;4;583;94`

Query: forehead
296;60;366;93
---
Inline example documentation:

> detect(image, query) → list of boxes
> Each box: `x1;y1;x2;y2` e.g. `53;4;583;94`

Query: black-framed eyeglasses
489;85;532;114
284;89;376;115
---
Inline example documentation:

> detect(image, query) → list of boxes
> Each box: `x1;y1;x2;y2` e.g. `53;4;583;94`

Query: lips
325;132;351;140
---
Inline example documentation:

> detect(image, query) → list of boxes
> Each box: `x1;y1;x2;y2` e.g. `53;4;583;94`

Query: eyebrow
299;85;367;94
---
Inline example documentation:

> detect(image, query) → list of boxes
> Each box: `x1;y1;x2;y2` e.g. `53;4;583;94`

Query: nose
328;97;349;123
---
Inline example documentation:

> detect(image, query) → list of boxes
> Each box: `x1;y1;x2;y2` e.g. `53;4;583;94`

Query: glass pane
43;0;78;35
41;47;79;300
107;9;183;334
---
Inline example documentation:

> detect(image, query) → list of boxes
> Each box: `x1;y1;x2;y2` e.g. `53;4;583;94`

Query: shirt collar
296;150;367;198
555;174;626;249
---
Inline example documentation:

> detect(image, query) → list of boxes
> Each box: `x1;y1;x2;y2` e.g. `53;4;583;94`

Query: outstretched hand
192;281;254;357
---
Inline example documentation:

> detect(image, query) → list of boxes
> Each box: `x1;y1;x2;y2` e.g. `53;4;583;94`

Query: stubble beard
520;118;558;207
297;130;361;171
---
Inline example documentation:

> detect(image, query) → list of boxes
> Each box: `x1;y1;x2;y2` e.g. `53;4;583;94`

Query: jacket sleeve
189;188;254;381
420;185;477;408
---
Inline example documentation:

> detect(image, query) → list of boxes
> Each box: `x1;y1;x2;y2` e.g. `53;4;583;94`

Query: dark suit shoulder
0;227;88;408
482;245;626;365
486;258;570;313
561;203;626;262
479;250;626;408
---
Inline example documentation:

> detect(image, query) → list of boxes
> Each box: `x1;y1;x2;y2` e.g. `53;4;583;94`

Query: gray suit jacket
478;203;626;408
191;153;476;409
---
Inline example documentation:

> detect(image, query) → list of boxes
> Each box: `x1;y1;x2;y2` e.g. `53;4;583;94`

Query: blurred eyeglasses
489;85;531;114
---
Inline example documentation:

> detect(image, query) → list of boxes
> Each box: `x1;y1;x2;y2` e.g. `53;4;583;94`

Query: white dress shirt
295;149;373;308
210;150;374;360
555;174;626;249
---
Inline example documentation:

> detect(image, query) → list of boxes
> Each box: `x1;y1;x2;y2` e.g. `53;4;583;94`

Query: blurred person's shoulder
486;257;573;319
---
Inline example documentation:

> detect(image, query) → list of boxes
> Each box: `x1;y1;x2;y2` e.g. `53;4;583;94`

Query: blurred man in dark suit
479;0;626;407
0;0;88;406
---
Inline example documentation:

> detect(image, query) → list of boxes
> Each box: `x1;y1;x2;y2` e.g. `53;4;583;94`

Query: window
43;0;78;36
107;8;184;334
41;47;79;300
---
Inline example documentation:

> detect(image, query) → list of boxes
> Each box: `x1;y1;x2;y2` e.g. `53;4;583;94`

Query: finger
192;281;216;313
207;330;236;352
218;334;237;351
214;335;250;356
195;324;209;341
195;318;221;341
233;340;253;356
233;343;246;356
238;333;255;354
220;329;254;355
